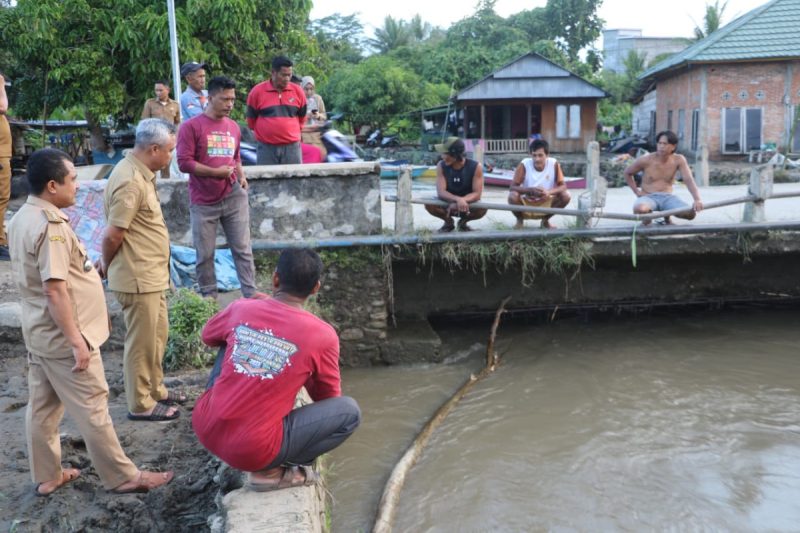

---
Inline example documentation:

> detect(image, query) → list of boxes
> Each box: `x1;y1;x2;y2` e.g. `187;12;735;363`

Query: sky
310;0;768;42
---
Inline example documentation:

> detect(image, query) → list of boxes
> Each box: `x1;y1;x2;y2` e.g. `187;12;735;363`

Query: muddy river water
327;307;800;532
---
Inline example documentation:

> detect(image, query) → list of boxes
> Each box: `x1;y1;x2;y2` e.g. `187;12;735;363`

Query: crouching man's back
192;249;360;491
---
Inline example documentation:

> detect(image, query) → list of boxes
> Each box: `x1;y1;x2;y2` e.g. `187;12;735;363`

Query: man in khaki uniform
8;148;173;495
0;72;11;260
98;119;180;421
141;81;180;179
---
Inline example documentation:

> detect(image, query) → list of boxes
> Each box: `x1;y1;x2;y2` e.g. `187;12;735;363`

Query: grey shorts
633;192;689;212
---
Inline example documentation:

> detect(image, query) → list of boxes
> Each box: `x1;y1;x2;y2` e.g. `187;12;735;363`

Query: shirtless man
624;130;703;224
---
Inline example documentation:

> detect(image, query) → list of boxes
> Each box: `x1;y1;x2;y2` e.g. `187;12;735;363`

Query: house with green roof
633;0;800;167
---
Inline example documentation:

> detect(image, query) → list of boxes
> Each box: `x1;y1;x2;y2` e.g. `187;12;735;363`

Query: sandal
35;467;81;497
127;402;180;422
158;390;188;405
247;465;319;492
112;470;174;494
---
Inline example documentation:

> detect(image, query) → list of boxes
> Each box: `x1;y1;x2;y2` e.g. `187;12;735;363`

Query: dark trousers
206;347;361;469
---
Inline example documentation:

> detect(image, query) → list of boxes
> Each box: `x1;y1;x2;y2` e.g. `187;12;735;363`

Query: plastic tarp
63;179;240;292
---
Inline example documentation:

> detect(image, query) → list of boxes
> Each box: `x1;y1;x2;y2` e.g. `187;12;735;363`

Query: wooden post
473;143;485;168
395;166;414;234
743;164;773;223
694;145;710;187
480;105;486;140
578;141;603;228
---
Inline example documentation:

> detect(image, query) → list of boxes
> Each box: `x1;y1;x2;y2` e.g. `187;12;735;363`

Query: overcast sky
310;0;767;42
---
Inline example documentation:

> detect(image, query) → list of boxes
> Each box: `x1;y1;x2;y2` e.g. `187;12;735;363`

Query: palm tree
693;0;728;40
370;16;412;53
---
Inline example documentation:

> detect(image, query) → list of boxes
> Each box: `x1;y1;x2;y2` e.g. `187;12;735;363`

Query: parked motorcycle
240;113;360;164
366;128;400;148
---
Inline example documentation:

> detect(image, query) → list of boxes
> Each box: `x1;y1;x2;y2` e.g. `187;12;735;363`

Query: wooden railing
485;138;528;154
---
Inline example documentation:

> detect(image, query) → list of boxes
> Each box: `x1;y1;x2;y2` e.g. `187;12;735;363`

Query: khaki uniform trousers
115;290;168;413
0;156;10;245
27;351;138;489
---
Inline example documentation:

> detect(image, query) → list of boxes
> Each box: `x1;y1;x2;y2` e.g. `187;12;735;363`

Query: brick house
633;0;800;161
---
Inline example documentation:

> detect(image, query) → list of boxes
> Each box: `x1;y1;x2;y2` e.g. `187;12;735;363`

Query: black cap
180;62;208;78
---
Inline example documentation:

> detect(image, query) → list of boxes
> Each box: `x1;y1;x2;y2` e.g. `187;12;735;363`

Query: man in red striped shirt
246;56;307;165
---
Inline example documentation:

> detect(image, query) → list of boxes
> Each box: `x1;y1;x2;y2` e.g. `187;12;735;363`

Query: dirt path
0;344;232;532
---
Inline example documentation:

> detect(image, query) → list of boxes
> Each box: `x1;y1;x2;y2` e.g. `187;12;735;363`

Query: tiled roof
639;0;800;79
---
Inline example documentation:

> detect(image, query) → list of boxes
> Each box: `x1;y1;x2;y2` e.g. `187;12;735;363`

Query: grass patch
403;237;594;287
164;289;219;371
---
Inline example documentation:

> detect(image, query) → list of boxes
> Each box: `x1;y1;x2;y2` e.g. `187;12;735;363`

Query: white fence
485;139;528;154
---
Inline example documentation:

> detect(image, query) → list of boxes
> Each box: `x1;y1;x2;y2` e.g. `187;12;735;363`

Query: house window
722;107;762;154
667;110;673;132
691;109;700;151
677;109;686;146
649;111;657;144
556;104;581;139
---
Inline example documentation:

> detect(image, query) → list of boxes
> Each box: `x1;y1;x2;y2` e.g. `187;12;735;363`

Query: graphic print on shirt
206;132;236;158
231;325;298;380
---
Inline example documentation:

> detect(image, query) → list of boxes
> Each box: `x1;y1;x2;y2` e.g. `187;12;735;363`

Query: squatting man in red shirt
192;249;361;491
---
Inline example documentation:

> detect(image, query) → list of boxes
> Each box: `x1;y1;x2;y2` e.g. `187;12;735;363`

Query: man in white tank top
508;139;570;229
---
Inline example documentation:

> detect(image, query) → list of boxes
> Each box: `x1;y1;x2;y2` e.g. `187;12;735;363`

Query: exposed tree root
372;296;511;533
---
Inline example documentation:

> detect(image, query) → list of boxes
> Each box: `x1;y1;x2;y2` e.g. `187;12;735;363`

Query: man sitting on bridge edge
426;137;487;232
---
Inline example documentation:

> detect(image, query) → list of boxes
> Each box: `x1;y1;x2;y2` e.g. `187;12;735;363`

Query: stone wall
158;162;382;246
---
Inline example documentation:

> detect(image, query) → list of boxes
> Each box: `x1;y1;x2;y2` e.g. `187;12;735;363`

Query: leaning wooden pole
372;296;511;533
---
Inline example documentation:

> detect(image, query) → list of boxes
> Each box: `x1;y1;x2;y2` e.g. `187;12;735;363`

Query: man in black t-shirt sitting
426;137;487;232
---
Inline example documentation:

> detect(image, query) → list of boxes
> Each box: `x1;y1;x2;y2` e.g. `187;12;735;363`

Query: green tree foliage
324;55;449;127
542;0;604;63
308;13;365;66
693;0;728;40
0;0;314;137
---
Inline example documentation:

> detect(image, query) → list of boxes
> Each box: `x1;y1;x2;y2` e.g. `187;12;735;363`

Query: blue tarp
169;245;241;292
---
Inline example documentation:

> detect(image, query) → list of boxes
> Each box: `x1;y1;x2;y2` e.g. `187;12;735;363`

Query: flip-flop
127;402;180;422
247;465;319;492
158;390;188;405
35;467;81;497
112;470;174;494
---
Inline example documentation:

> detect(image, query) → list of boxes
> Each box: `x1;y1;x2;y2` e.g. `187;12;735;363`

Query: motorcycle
366;128;400;148
240;113;360;164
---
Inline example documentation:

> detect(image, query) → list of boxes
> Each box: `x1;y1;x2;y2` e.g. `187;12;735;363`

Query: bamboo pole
372;296;511;533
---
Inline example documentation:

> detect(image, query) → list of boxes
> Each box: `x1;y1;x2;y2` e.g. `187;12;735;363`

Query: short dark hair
656;130;678;146
276;249;324;298
272;55;293;72
207;76;236;96
529;139;549;154
155;80;169;87
27;148;71;195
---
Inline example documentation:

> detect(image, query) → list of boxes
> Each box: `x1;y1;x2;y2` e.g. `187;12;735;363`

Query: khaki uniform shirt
141;98;181;125
104;153;170;293
8;196;109;358
0;114;10;158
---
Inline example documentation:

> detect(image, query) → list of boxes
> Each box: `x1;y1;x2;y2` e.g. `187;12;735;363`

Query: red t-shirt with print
191;297;341;472
176;113;242;205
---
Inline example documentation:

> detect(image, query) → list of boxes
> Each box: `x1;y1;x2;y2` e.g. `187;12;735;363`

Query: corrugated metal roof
457;53;607;101
640;0;800;79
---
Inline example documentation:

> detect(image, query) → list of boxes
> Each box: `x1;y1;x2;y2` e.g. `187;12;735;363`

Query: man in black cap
426;137;487;232
180;62;208;119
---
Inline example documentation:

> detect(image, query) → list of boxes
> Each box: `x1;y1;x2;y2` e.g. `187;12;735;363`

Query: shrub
163;289;219;371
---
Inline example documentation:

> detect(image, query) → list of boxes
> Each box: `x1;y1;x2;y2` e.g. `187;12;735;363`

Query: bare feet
112;470;174;494
35;467;81;496
513;220;524;230
438;220;455;233
540;219;556;229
